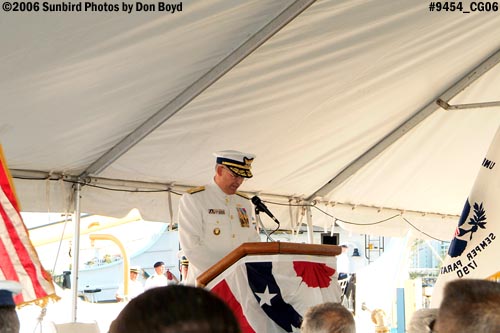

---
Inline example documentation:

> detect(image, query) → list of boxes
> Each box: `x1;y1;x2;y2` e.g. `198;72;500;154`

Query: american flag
206;254;342;333
0;145;58;307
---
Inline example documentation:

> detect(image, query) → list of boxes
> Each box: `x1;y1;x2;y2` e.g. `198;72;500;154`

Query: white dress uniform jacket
115;279;144;300
178;179;261;285
144;273;170;290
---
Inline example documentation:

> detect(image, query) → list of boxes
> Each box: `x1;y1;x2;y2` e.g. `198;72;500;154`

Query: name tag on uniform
208;209;225;214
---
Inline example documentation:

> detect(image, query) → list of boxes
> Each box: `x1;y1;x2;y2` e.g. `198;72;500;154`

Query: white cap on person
213;150;255;178
130;266;141;273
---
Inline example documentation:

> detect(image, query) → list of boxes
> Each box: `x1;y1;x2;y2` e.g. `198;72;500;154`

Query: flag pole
71;182;82;322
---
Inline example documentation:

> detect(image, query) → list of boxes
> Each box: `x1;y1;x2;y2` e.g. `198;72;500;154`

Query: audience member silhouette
407;308;438;333
109;284;240;333
432;279;500;333
301;302;355;333
0;280;21;333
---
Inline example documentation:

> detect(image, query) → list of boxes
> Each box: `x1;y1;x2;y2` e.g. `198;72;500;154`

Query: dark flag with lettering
431;126;500;306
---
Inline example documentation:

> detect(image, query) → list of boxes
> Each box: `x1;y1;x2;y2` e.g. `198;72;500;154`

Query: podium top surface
197;242;341;287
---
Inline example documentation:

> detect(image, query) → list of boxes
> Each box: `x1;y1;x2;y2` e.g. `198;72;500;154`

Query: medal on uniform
237;207;249;227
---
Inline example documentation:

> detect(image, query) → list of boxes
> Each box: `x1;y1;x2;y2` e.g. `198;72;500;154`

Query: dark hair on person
435;279;500;333
153;261;165;268
109;285;240;333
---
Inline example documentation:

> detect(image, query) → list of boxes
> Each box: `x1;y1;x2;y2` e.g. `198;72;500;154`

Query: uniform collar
209;178;232;199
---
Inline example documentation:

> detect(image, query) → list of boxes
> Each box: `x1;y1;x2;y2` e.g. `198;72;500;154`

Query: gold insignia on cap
244;157;253;167
226;165;253;178
213;227;221;236
217;153;255;178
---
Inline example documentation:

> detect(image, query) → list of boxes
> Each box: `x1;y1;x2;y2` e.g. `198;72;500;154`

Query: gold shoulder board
236;191;249;199
187;186;205;194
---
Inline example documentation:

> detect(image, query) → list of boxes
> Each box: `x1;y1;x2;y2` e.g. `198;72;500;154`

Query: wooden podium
197;242;342;333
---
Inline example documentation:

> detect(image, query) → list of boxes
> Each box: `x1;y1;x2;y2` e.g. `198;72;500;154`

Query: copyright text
2;1;183;13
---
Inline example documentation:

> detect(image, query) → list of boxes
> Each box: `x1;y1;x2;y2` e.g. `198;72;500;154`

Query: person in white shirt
115;266;144;302
178;150;261;286
144;261;178;290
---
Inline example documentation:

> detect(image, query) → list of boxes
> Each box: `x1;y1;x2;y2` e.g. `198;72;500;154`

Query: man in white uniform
115;266;144;301
145;261;175;290
178;150;261;286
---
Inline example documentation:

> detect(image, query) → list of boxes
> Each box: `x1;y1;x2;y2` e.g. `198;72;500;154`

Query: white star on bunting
255;285;277;306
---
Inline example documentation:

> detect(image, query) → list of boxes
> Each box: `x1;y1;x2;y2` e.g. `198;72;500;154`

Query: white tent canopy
3;0;500;241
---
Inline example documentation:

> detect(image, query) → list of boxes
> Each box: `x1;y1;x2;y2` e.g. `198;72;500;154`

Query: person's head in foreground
0;280;22;333
407;308;438;333
301;302;355;333
109;284;240;333
432;278;500;333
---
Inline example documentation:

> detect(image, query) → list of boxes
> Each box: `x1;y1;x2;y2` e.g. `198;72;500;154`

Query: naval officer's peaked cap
214;150;255;178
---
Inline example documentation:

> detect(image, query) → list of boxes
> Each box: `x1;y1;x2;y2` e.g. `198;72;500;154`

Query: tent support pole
70;182;82;322
437;99;500;110
306;206;314;244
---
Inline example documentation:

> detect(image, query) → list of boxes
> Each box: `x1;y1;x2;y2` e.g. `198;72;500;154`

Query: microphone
251;196;279;224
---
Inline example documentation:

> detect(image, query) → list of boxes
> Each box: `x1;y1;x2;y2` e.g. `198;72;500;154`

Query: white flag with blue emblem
431;126;500;307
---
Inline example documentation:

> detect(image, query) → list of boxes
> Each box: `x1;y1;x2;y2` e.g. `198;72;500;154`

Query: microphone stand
255;207;275;242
